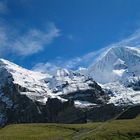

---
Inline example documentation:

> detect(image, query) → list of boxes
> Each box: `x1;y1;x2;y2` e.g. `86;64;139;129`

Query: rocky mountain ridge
0;58;109;126
86;46;140;105
0;46;140;126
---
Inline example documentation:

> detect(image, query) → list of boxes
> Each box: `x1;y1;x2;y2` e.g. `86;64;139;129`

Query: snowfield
86;46;140;105
0;46;140;107
0;59;99;107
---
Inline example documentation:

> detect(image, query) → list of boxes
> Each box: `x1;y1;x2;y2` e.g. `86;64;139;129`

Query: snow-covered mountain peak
88;46;140;84
0;58;17;68
0;58;106;107
0;58;50;83
0;59;53;103
55;68;72;77
87;46;140;105
96;46;140;63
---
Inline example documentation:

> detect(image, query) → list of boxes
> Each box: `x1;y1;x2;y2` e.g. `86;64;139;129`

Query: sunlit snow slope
0;59;105;107
87;46;140;105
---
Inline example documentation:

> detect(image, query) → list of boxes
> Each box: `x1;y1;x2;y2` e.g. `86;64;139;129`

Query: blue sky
0;0;140;70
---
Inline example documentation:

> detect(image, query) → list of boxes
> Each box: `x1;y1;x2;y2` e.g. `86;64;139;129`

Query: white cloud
33;28;140;72
0;1;8;14
33;62;59;73
0;22;61;56
13;23;60;56
106;29;140;48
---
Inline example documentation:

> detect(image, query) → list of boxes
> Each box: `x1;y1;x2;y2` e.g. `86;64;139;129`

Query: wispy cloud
112;29;140;47
32;48;107;72
33;28;140;72
0;22;61;56
32;62;60;73
12;23;60;56
0;1;8;14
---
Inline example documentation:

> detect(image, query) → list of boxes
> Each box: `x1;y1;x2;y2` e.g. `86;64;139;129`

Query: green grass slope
80;115;140;140
0;123;100;140
0;115;139;140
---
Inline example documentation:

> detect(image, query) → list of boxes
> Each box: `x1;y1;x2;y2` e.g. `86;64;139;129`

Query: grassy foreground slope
0;123;100;140
0;115;139;140
80;115;140;140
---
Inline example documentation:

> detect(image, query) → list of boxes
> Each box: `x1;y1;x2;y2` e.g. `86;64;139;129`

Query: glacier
86;46;140;105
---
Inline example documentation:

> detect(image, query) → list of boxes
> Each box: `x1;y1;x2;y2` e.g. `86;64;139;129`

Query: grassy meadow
0;115;139;140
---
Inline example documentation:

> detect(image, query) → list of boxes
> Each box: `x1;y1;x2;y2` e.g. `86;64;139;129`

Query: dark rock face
1;94;87;125
43;98;75;123
43;98;87;123
0;83;46;125
86;104;123;122
0;101;7;126
44;100;123;123
60;80;109;105
7;95;45;124
127;80;140;91
0;74;122;127
57;107;87;123
0;81;86;125
116;105;140;120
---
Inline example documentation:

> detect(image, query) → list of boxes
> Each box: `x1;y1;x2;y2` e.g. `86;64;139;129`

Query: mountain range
0;46;140;126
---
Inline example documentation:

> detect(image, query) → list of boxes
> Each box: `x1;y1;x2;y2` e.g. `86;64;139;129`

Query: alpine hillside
0;46;140;126
0;59;111;126
87;46;140;105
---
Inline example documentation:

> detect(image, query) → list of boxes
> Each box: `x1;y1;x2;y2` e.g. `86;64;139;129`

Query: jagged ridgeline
0;59;119;126
0;46;140;126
